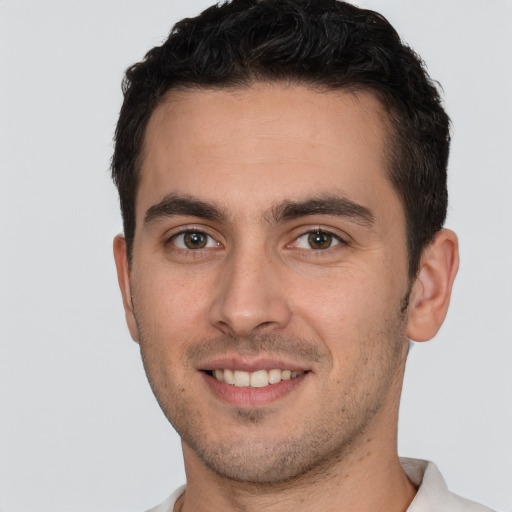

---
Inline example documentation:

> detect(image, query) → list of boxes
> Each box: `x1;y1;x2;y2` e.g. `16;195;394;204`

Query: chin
181;423;360;486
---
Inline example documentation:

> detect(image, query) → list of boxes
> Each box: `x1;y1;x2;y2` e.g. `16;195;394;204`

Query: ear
113;234;140;342
406;229;459;342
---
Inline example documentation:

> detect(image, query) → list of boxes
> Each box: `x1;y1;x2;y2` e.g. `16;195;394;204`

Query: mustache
183;333;326;366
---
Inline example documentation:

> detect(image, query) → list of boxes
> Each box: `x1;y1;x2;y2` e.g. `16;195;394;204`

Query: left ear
113;234;140;343
406;229;459;342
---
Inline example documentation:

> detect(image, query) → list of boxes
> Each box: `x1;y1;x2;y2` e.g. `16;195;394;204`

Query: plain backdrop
0;1;511;511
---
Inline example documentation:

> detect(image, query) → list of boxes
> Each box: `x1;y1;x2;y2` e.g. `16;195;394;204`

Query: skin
114;84;459;512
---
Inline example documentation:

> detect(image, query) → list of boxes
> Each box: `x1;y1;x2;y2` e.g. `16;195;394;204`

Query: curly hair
112;0;450;277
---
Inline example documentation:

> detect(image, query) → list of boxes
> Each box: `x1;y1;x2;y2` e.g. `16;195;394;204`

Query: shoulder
145;485;186;512
401;458;495;512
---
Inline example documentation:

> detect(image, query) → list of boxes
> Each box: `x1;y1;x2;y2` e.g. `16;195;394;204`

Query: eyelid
289;225;347;242
172;232;218;249
164;225;223;249
286;227;349;254
295;232;341;249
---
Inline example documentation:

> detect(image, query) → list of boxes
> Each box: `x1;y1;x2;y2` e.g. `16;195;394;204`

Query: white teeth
250;370;269;388
234;370;250;387
223;369;235;385
268;368;282;384
211;368;305;387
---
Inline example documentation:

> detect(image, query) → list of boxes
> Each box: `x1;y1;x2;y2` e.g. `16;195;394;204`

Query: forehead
137;84;397;223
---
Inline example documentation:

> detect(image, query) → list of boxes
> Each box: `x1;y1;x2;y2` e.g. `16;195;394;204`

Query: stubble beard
135;306;409;487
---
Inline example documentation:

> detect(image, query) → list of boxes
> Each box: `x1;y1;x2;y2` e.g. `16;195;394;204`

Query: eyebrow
144;194;227;225
270;194;375;227
144;192;375;228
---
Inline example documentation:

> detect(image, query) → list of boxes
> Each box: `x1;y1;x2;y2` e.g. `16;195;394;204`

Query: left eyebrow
144;194;227;225
270;194;375;227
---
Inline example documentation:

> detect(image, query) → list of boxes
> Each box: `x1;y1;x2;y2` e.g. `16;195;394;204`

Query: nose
208;248;293;338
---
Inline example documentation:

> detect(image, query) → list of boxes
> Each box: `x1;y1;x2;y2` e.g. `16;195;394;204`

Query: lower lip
201;372;307;407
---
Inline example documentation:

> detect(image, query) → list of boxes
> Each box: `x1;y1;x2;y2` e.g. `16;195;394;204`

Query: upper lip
197;356;311;373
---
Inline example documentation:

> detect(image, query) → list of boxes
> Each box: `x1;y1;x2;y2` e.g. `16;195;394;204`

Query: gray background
1;1;511;511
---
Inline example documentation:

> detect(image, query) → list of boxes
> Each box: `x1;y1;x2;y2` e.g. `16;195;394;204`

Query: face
116;85;414;484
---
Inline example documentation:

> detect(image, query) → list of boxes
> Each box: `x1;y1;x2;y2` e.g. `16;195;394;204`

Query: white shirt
401;458;494;512
146;458;494;512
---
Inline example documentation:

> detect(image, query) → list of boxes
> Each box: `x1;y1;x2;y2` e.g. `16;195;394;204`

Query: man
111;1;493;510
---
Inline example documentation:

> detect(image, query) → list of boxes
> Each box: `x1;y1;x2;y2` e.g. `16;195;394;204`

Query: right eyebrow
144;194;227;225
270;194;375;227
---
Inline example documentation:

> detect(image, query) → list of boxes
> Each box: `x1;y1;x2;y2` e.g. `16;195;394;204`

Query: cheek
132;272;200;397
135;263;213;324
291;265;387;325
130;269;216;384
289;265;405;355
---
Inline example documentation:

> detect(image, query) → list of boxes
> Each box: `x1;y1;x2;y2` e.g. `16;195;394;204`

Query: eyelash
292;229;345;251
166;228;346;254
167;230;221;251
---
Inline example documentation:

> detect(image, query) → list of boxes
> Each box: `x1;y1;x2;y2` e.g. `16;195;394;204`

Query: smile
206;369;306;388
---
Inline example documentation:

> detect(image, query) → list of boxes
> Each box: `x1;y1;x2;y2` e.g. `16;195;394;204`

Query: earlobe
113;234;140;342
406;229;459;342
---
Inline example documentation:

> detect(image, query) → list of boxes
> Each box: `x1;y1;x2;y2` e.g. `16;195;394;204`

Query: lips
207;368;306;388
199;358;310;407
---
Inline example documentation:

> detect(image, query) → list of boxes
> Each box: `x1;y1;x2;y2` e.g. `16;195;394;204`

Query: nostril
254;320;273;330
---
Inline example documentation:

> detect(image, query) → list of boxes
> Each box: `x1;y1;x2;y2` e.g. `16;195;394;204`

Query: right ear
113;235;140;342
405;229;459;342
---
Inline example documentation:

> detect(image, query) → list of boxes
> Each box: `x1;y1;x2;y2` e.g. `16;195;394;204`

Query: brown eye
307;231;334;249
184;232;207;249
172;231;217;250
293;230;342;250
